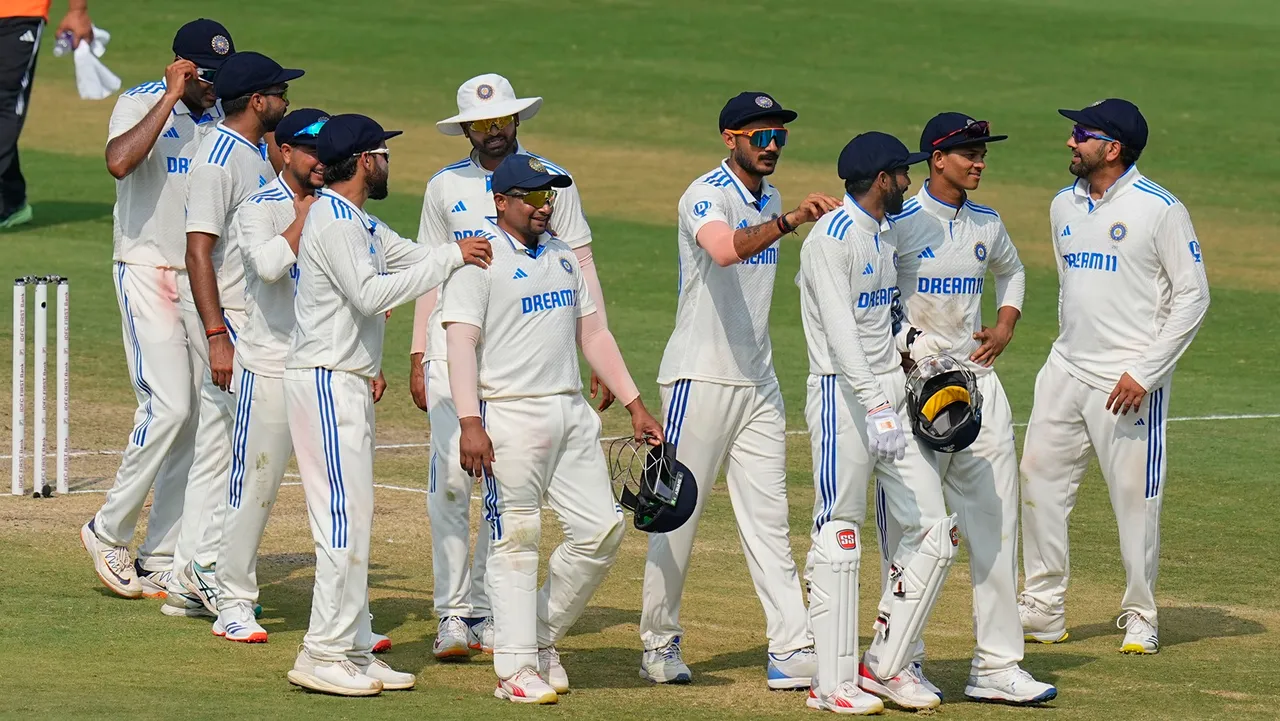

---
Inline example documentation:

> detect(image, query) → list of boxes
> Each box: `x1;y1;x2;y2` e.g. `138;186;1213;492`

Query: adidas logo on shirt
451;200;467;213
1061;225;1072;237
862;262;874;276
917;247;935;259
512;268;529;280
163;127;181;139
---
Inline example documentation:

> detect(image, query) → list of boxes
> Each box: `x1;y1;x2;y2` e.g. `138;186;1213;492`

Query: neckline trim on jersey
1072;163;1141;211
718;160;773;211
488;216;550;258
844;193;890;234
216;123;267;159
273;173;296;199
317;188;376;235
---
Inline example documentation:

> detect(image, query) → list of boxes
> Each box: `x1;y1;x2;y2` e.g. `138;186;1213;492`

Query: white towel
52;25;121;100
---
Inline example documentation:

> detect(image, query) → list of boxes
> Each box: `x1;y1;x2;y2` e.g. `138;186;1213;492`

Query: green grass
2;1;1279;719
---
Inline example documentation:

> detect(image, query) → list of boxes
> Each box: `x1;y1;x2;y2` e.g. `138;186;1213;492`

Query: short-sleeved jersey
798;196;900;413
288;189;463;378
108;80;224;269
439;219;596;401
233;175;300;377
891;183;1025;376
418;145;591;362
657;161;783;386
1048;166;1210;392
184;123;273;311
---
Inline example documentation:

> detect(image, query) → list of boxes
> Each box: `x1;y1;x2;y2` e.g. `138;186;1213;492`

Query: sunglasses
507;188;556;208
258;87;288;102
467;114;516;134
724;127;789;149
1071;124;1117;144
195;67;217;84
359;147;391;161
932;120;990;147
294;119;328;139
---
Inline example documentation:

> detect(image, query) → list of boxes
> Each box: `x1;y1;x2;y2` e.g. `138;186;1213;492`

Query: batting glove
866;404;907;462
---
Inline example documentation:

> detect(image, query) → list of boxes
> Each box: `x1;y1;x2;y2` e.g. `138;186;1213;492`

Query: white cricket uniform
875;184;1027;675
92;80;223;570
640;161;811;656
439;220;623;679
417;147;590;620
1021;167;1209;624
286;188;464;661
172;123;273;589
212;175;300;611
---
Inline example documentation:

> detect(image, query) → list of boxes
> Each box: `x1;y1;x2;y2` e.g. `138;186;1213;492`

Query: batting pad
872;513;959;679
809;520;861;694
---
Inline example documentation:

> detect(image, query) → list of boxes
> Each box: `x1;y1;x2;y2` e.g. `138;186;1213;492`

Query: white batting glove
866;404;907;462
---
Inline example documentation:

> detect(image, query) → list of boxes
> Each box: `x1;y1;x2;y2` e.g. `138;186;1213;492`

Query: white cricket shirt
891;183;1026;376
233;175;300;377
108;80;224;270
287;188;464;378
657;161;783;386
798;195;901;413
439;219;596;401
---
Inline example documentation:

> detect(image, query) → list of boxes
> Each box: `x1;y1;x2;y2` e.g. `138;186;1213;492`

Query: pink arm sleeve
410;288;438;356
573;245;607;327
695;220;742;267
445;322;482;419
577;311;640;406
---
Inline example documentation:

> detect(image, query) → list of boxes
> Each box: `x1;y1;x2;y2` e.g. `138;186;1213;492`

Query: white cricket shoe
134;560;171;599
964;667;1057;704
433;616;471;661
807;681;885;715
911;662;943;701
352;654;415;690
767;646;817;690
538;646;569;693
372;632;392;654
161;563;214;617
1019;594;1068;644
494;666;558;704
640;636;691;684
287;650;382;697
1118;611;1159;654
180;561;220;615
469;616;494;653
213;605;268;643
80;520;141;599
858;658;942;710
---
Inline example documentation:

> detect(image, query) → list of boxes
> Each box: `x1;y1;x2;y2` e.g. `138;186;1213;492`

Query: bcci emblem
476;84;494;100
973;241;988;261
754;95;774;108
892;251;899;269
560;258;574;275
1109;222;1128;242
211;35;231;55
527;157;546;173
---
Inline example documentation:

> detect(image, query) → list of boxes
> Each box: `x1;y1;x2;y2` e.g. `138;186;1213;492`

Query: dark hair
1119;143;1142;168
221;94;252;117
322;155;358;185
844;177;875;197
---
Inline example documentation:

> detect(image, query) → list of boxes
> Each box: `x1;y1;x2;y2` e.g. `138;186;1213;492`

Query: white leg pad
809;520;861;696
872;513;959;679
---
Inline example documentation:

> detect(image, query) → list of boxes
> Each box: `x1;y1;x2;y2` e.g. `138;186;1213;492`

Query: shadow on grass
18;200;113;230
925;652;1098;699
1066;605;1265;648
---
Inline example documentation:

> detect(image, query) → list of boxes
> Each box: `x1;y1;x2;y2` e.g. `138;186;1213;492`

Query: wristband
777;214;796;235
205;326;228;339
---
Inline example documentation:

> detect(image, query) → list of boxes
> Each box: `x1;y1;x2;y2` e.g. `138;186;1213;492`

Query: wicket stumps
11;275;69;497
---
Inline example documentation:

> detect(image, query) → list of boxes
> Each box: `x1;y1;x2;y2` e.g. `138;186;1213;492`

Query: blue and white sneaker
213;604;267;643
640;636;691;684
161;563;214;618
767;646;816;690
181;561;220;615
964;667;1057;704
912;662;943;701
134;560;171;599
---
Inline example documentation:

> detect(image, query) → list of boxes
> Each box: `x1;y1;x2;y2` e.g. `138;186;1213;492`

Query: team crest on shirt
755;95;774;108
973;241;988;261
477;84;494;100
211;35;231;55
693;200;710;218
560;258;574;275
892;251;899;269
1109;222;1128;242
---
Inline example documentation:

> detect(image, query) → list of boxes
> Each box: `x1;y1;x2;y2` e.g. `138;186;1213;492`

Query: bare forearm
996;305;1020;332
732;218;786;261
67;0;89;11
185;235;225;331
106;96;178;179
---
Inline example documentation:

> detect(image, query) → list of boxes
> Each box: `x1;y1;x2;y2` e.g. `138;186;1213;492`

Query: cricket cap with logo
316;114;402;165
838;131;930;182
172;18;235;69
1058;98;1148;152
274;108;329;147
436;73;543;136
490;153;573;195
718;91;797;131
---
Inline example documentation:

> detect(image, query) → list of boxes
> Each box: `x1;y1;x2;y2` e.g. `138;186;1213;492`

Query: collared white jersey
232;175;300;377
288;189;464;378
891;183;1026;376
108;80;224;269
439;219;596;401
797;196;900;413
1048;166;1209;392
657;161;783;386
184;123;273;311
418;145;591;362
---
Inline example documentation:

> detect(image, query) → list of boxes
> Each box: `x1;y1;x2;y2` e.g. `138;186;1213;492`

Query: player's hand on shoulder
458;416;495;478
292;193;318;218
163;59;198;100
787;192;842;227
457;236;492;268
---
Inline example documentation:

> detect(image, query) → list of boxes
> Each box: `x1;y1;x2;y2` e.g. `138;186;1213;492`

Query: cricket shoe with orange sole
213;604;268;643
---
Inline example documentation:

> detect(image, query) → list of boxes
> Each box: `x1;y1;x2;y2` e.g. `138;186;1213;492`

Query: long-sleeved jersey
232;175;301;377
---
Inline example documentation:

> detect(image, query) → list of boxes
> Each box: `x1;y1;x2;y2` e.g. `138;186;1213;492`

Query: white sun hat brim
436;97;543;136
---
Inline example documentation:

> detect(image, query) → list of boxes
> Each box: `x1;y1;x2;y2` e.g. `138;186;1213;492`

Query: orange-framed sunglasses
467;114;517;134
724;127;789;148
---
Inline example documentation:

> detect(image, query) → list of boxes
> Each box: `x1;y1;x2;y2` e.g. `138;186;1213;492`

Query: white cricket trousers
93;263;197;570
214;368;293;610
1020;356;1170;623
482;393;625;679
640;379;812;655
425;359;490;619
875;370;1024;675
286;367;376;661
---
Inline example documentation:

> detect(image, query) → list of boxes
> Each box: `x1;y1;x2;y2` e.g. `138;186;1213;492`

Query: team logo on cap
211;35;230;55
973;241;988;261
754;95;774;108
1088;99;1105;107
1109;222;1128;242
527;157;546;173
477;84;494;100
560;258;574;275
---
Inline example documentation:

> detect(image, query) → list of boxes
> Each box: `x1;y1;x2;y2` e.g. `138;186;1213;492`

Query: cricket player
1019;99;1210;655
81;19;234;601
878;113;1055;704
166;51;300;616
441;153;662;704
284;114;492;697
408;73;610;659
639;91;837;688
799;131;962;714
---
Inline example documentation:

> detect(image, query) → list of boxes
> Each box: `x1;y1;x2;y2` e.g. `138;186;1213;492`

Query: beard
261;105;286;133
732;144;778;177
367;164;389;200
1069;146;1105;178
884;177;908;215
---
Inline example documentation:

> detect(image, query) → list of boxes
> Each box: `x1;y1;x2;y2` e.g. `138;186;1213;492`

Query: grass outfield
2;0;1279;718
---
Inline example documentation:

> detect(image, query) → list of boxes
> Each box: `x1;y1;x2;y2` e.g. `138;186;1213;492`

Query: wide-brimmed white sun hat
436;73;543;136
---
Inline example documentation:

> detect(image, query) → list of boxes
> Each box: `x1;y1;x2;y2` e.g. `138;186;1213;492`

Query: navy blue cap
920;112;1009;153
1059;98;1148;152
213;51;304;100
316;114;402;165
491;154;574;195
274;108;329;147
838;132;930;182
172;18;234;69
718;91;798;131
